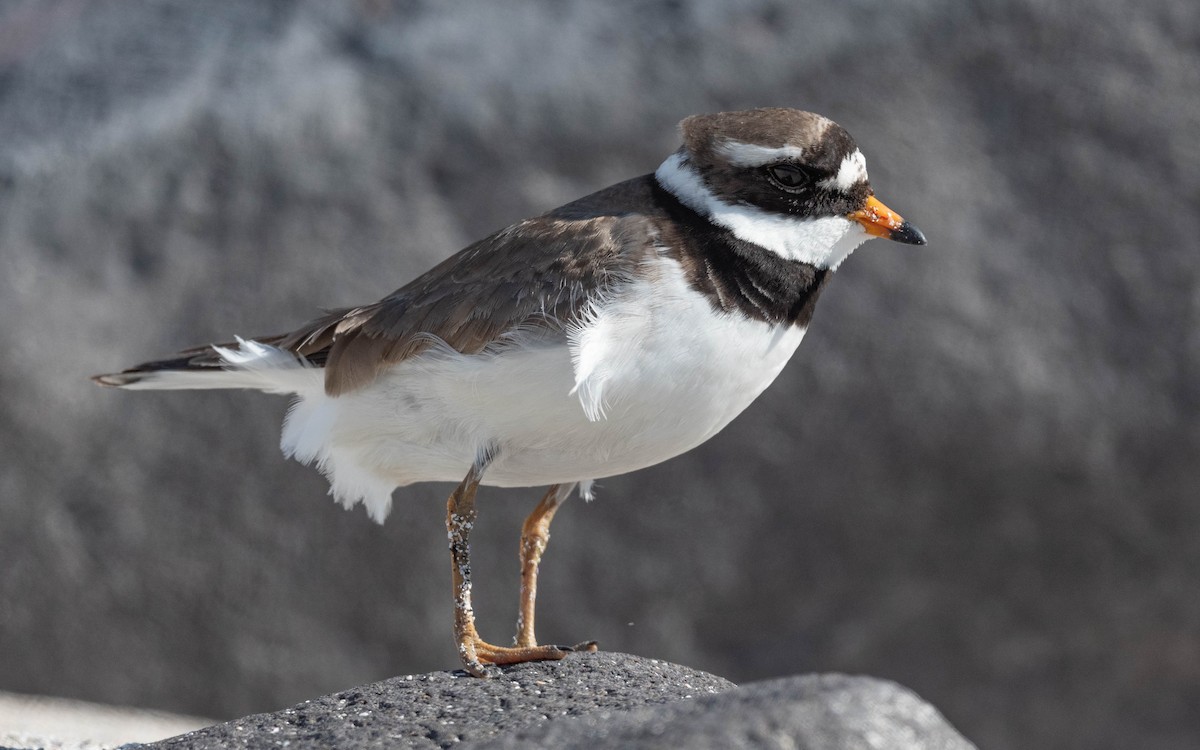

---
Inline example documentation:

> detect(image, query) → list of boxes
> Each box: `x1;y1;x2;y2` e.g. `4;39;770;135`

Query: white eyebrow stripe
715;139;808;167
819;149;868;191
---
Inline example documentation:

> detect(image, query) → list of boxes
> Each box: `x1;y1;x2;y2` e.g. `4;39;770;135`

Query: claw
459;660;503;679
459;635;573;675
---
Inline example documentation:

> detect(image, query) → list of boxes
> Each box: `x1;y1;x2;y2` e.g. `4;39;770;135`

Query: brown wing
270;210;654;396
93;176;667;393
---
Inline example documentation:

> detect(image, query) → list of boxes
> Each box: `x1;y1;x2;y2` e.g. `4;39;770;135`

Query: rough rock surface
152;653;731;749
474;672;975;750
146;654;972;750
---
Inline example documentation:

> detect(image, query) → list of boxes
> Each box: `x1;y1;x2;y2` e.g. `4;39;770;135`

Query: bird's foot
457;637;598;678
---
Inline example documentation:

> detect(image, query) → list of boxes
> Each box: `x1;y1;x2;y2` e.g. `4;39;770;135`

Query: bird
94;107;926;678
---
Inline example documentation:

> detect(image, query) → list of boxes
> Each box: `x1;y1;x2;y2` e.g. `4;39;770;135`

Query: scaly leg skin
514;483;599;654
446;463;576;678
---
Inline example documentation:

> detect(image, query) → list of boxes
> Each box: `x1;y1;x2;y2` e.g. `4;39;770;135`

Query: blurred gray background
1;1;1197;747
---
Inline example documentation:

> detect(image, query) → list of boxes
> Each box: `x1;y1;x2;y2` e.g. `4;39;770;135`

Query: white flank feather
567;285;653;422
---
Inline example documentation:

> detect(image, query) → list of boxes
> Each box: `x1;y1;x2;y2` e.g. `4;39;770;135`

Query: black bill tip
889;221;927;246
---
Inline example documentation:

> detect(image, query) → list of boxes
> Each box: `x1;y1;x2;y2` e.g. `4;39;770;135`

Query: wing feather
281;211;653;395
96;175;667;395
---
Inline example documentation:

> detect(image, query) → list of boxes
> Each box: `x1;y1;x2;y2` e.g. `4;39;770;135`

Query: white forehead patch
655;151;871;270
820;149;868;192
715;139;808;167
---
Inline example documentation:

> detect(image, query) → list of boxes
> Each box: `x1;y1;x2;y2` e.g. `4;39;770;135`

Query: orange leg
514;483;599;653
446;464;574;677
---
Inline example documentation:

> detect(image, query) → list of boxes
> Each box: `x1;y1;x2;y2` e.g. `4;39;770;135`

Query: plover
95;107;926;677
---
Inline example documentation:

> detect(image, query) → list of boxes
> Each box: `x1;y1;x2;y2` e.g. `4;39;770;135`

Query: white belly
282;257;807;521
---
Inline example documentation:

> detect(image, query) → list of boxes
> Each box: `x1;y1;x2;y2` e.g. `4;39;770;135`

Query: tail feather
93;338;322;394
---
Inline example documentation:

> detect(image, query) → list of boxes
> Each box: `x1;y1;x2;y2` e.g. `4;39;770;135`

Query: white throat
655;151;869;271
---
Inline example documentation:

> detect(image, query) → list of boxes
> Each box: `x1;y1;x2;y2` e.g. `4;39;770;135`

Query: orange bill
849;195;927;245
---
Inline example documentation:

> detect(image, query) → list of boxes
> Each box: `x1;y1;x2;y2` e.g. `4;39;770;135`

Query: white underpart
654;151;871;270
820;149;868;192
567;284;653;421
115;258;807;524
715;139;808;167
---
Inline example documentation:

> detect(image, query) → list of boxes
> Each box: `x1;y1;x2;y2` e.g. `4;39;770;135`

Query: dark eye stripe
766;164;811;191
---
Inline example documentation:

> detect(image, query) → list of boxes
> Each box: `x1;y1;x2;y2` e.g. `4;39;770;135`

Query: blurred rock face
1;1;1196;749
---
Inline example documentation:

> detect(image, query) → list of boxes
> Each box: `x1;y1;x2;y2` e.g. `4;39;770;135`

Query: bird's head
656;107;925;270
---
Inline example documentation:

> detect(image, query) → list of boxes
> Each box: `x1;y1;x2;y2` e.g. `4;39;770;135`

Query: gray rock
150;653;733;749
474;673;975;750
146;654;972;750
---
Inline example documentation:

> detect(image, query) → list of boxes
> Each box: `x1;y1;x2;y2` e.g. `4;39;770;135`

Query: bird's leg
514;484;566;647
513;483;599;653
446;462;575;677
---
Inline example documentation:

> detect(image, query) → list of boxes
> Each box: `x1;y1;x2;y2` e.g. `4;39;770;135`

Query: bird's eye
766;164;810;191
